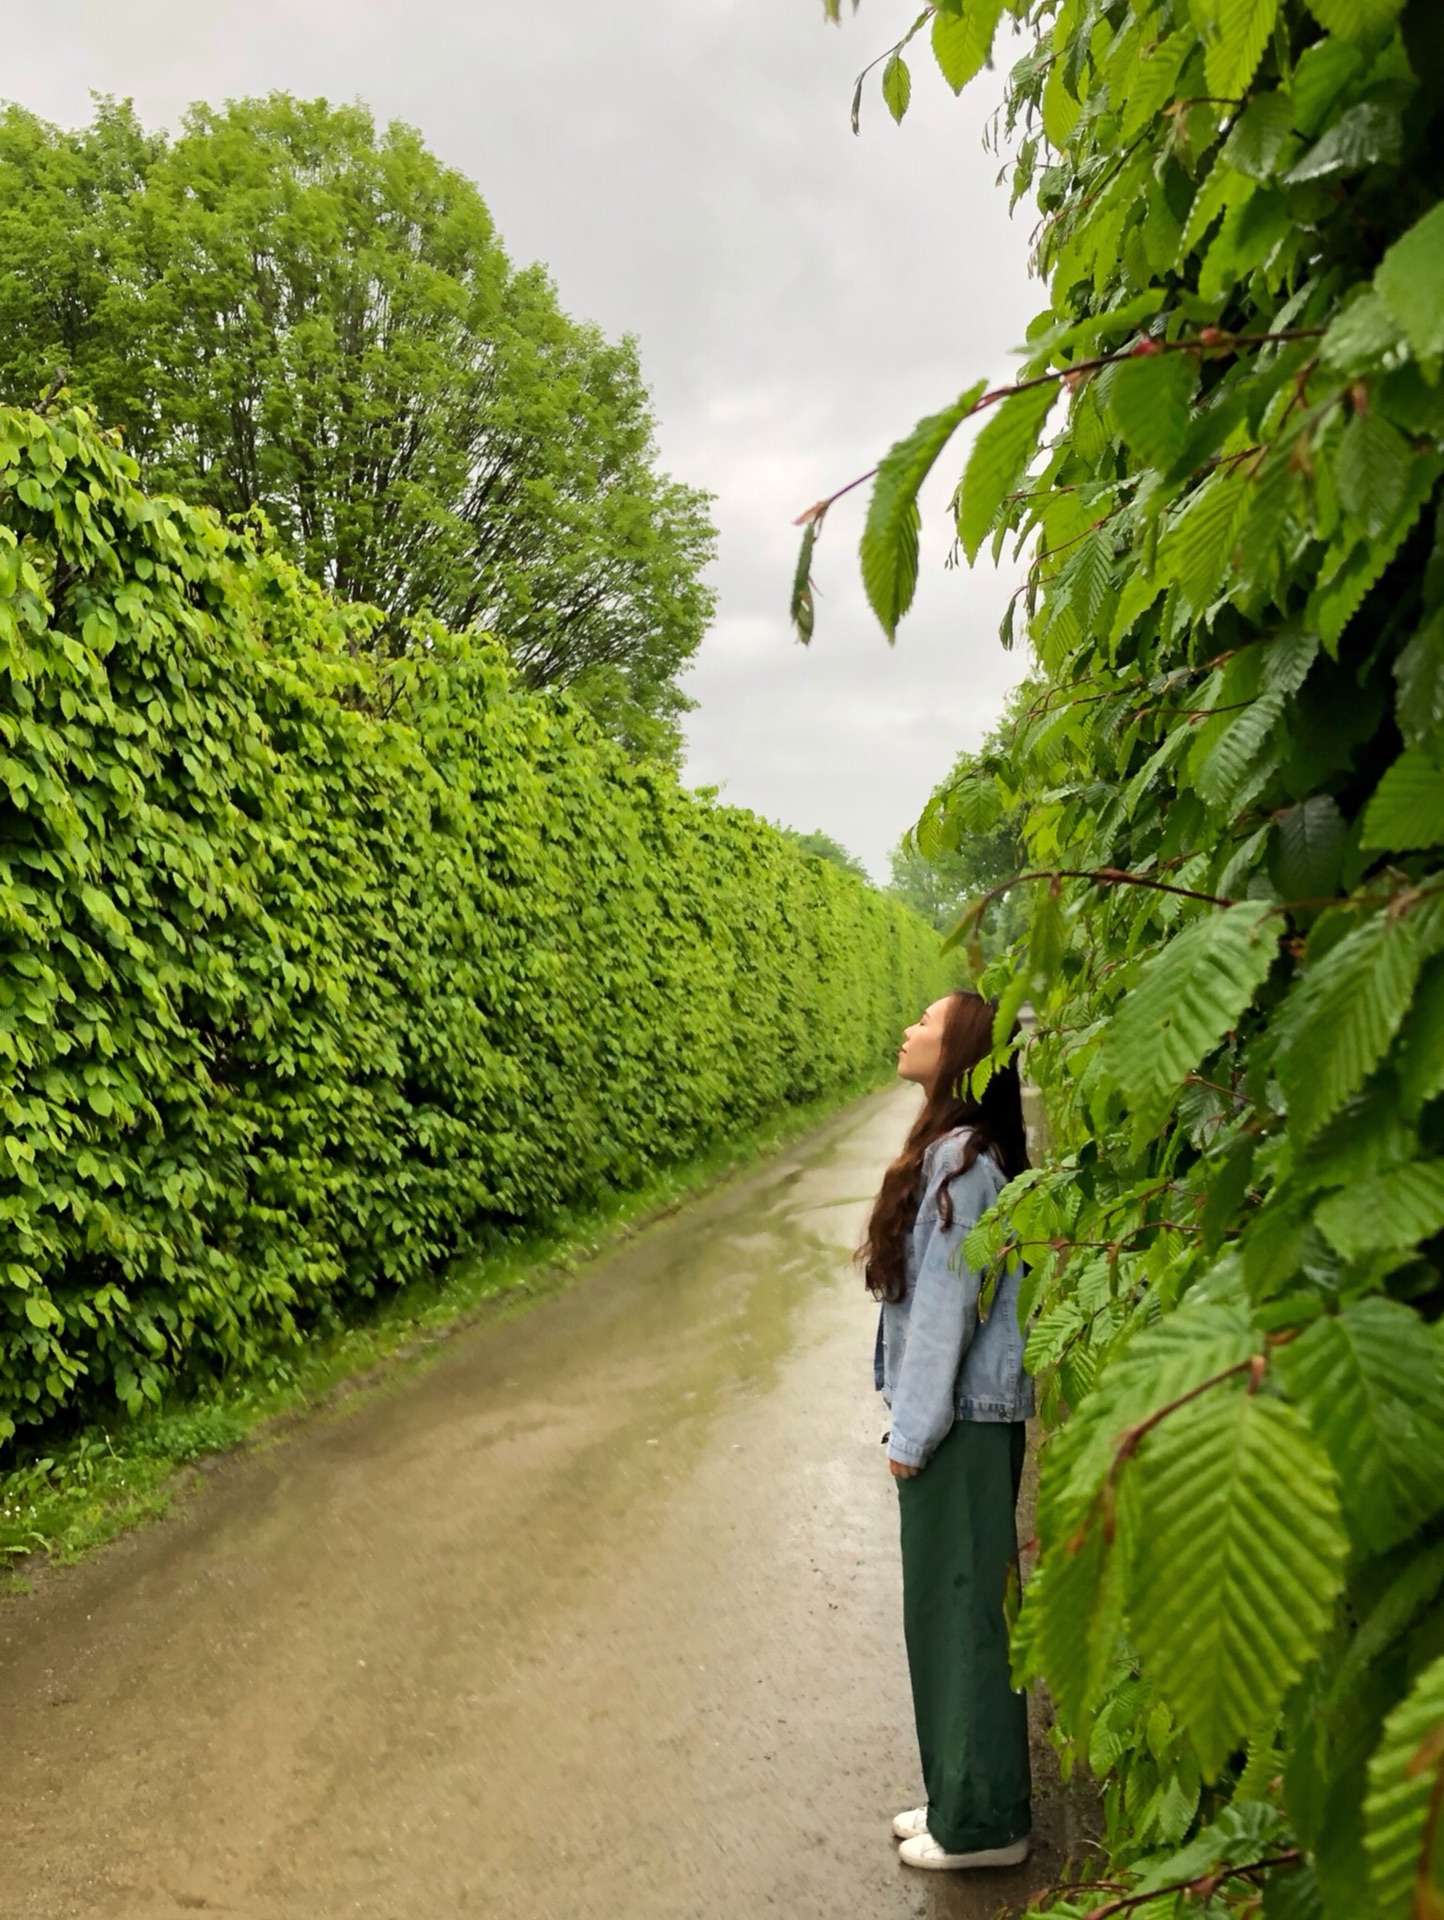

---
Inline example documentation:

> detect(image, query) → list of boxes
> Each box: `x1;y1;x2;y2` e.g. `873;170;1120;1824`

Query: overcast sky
3;0;1039;878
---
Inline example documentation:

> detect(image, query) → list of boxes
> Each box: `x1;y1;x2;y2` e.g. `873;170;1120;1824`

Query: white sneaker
891;1806;930;1841
898;1832;1031;1871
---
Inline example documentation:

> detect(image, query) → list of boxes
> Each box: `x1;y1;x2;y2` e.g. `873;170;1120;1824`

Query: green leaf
1042;60;1082;148
1286;103;1403;184
861;382;986;638
1395;608;1444;748
1397;955;1444;1117
1304;0;1405;44
1131;1390;1348;1781
931;0;1004;94
1274;914;1423;1140
1269;795;1345;903
1102;903;1278;1136
1119;29;1193;144
1028;879;1067;986
1337;411;1413;537
1222;91;1298;180
1361;748;1444;852
1364;1650;1444;1918
1292;35;1365;136
956;383;1057;564
1202;0;1281;98
1161;470;1251;613
882;52;912;124
1108;350;1197;470
1314;1160;1444;1259
1276;1296;1444;1551
790;520;817;643
1321;290;1410;380
1195;690;1285;812
1376;203;1444;381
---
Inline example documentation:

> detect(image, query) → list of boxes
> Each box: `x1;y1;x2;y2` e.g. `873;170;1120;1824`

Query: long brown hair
860;991;1029;1305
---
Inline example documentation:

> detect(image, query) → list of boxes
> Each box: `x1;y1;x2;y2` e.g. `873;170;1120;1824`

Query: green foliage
0;95;716;763
782;828;871;880
0;402;948;1447
811;0;1444;1910
889;692;1033;941
861;382;985;637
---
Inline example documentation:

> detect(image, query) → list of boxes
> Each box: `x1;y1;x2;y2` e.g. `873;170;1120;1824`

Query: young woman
861;989;1033;1873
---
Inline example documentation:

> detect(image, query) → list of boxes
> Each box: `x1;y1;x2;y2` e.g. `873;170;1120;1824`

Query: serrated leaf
1292;36;1364;137
1202;0;1280;98
1364;1650;1444;1918
1131;1390;1348;1781
1304;0;1405;44
1274;914;1423;1140
882;51;912;124
1315;1159;1444;1258
1135;1803;1292;1895
1222;91;1297;180
1337;412;1413;538
861;381;986;638
1398;955;1444;1117
1276;1296;1444;1551
1057;526;1116;634
1102;903;1277;1135
1361;748;1444;852
1321;289;1410;379
1028;880;1067;986
1109;351;1197;470
1161;470;1251;613
1120;29;1193;144
1040;1299;1264;1539
1269;796;1345;903
1042;59;1082;147
1286;102;1403;184
1033;1517;1129;1729
1377;203;1444;382
956;383;1057;564
790;520;817;643
1395;608;1444;748
1196;690;1285;812
948;767;1005;834
931;0;1004;93
1326;1539;1444;1716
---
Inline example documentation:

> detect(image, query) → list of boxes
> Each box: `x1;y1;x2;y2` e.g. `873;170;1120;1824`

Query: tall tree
0;95;715;758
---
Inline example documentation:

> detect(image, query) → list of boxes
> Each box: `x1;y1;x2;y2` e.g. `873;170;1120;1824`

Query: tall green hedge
0;403;946;1441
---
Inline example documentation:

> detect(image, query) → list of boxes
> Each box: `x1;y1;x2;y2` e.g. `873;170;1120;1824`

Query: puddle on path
0;1085;1090;1919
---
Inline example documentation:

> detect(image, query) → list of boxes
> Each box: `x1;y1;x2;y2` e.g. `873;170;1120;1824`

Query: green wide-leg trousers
896;1418;1032;1854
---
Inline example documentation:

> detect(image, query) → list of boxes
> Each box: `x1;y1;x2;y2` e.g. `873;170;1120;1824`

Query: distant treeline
0;406;948;1440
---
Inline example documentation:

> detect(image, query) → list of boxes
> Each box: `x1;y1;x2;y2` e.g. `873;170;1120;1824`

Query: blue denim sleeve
886;1156;995;1469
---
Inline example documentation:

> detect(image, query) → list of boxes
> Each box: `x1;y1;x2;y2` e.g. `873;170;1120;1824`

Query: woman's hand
889;1457;921;1479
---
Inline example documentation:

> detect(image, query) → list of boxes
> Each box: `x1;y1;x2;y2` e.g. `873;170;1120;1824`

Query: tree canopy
0;94;715;759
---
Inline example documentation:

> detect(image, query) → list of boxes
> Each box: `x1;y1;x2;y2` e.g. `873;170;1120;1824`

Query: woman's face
896;997;955;1090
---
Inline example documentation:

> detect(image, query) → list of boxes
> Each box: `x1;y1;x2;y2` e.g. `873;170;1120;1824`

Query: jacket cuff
888;1431;930;1468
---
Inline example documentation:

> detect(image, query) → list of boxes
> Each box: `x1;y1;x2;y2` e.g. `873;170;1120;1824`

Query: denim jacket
873;1129;1033;1468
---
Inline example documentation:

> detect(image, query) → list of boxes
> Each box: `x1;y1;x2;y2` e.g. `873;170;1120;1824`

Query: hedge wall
0;404;948;1440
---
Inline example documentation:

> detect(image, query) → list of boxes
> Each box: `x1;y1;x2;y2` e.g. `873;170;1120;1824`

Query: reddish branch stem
793;327;1324;529
1080;1851;1302;1918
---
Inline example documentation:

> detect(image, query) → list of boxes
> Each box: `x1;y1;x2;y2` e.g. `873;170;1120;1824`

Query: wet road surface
0;1086;1088;1919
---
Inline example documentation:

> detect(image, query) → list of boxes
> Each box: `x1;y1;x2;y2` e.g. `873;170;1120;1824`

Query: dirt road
0;1086;1087;1919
